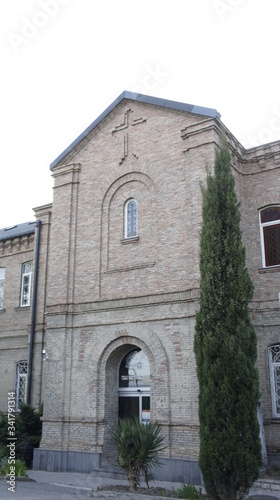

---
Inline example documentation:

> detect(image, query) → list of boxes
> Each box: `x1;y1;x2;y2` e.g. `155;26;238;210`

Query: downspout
27;219;41;405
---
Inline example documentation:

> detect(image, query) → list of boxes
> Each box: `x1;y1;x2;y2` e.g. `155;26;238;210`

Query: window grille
268;345;280;417
15;361;28;411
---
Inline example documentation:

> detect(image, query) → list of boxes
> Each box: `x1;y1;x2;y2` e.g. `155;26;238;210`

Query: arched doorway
118;348;150;424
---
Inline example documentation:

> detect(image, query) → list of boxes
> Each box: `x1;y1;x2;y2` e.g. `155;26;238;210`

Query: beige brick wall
0;205;52;413
0;234;33;412
41;101;218;458
47;102;218;306
41;293;200;459
238;144;280;453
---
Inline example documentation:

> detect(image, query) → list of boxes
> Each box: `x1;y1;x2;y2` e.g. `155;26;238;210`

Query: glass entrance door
119;396;139;420
119;392;150;424
118;349;150;424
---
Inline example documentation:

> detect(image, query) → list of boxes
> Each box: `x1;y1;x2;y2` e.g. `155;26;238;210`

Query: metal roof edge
50;91;220;170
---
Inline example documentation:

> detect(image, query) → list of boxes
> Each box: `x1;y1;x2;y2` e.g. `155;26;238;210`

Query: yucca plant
113;418;166;490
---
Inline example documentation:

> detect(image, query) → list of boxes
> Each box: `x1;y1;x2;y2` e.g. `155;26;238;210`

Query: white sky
1;0;280;228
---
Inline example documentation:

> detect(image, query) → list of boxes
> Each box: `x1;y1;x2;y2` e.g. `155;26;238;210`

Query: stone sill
105;261;155;274
14;306;30;312
259;266;280;273
120;236;139;245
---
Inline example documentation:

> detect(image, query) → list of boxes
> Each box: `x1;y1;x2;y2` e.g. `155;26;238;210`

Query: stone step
91;465;127;481
254;479;280;492
90;462;150;482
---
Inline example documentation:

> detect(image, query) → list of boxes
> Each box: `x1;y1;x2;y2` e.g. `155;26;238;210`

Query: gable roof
50;91;221;170
0;221;35;241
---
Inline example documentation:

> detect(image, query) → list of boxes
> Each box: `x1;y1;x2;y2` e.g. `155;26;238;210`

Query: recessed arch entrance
97;334;170;463
98;340;153;463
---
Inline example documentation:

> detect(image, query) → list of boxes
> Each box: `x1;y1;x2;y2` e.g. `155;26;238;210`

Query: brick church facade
0;92;279;482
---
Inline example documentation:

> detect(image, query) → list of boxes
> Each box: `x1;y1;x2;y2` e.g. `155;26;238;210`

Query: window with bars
0;268;5;309
268;345;280;418
20;261;32;307
260;207;280;267
15;360;28;411
124;199;137;238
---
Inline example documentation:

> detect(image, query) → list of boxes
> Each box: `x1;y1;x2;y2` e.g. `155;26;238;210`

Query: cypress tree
194;144;262;500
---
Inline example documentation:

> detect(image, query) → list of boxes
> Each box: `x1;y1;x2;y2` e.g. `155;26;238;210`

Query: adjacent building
0;92;279;482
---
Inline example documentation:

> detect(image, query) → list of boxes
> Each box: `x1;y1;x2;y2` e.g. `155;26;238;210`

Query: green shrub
0;457;27;477
0;443;8;461
176;483;202;499
16;403;43;448
159;483;202;499
0;403;43;465
0;413;9;447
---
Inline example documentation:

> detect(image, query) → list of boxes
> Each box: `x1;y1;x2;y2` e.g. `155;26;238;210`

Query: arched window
124;199;137;238
20;261;32;307
268;345;280;417
119;349;150;388
259;206;280;267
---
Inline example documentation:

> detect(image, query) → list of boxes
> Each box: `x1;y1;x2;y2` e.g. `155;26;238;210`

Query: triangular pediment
50;91;220;170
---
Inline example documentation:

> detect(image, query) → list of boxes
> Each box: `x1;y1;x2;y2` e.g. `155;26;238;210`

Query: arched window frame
124;199;138;239
259;206;280;268
268;345;280;418
118;348;150;389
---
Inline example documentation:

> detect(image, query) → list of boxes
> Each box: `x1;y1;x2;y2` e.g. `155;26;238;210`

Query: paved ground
0;472;184;500
0;470;279;500
0;479;89;500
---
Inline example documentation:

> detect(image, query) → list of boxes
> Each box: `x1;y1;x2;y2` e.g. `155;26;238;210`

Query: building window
21;261;32;307
0;268;5;309
260;207;280;267
15;360;28;411
269;345;280;418
124;199;137;238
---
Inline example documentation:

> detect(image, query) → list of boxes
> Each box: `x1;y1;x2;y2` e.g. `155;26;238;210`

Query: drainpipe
27;220;41;405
